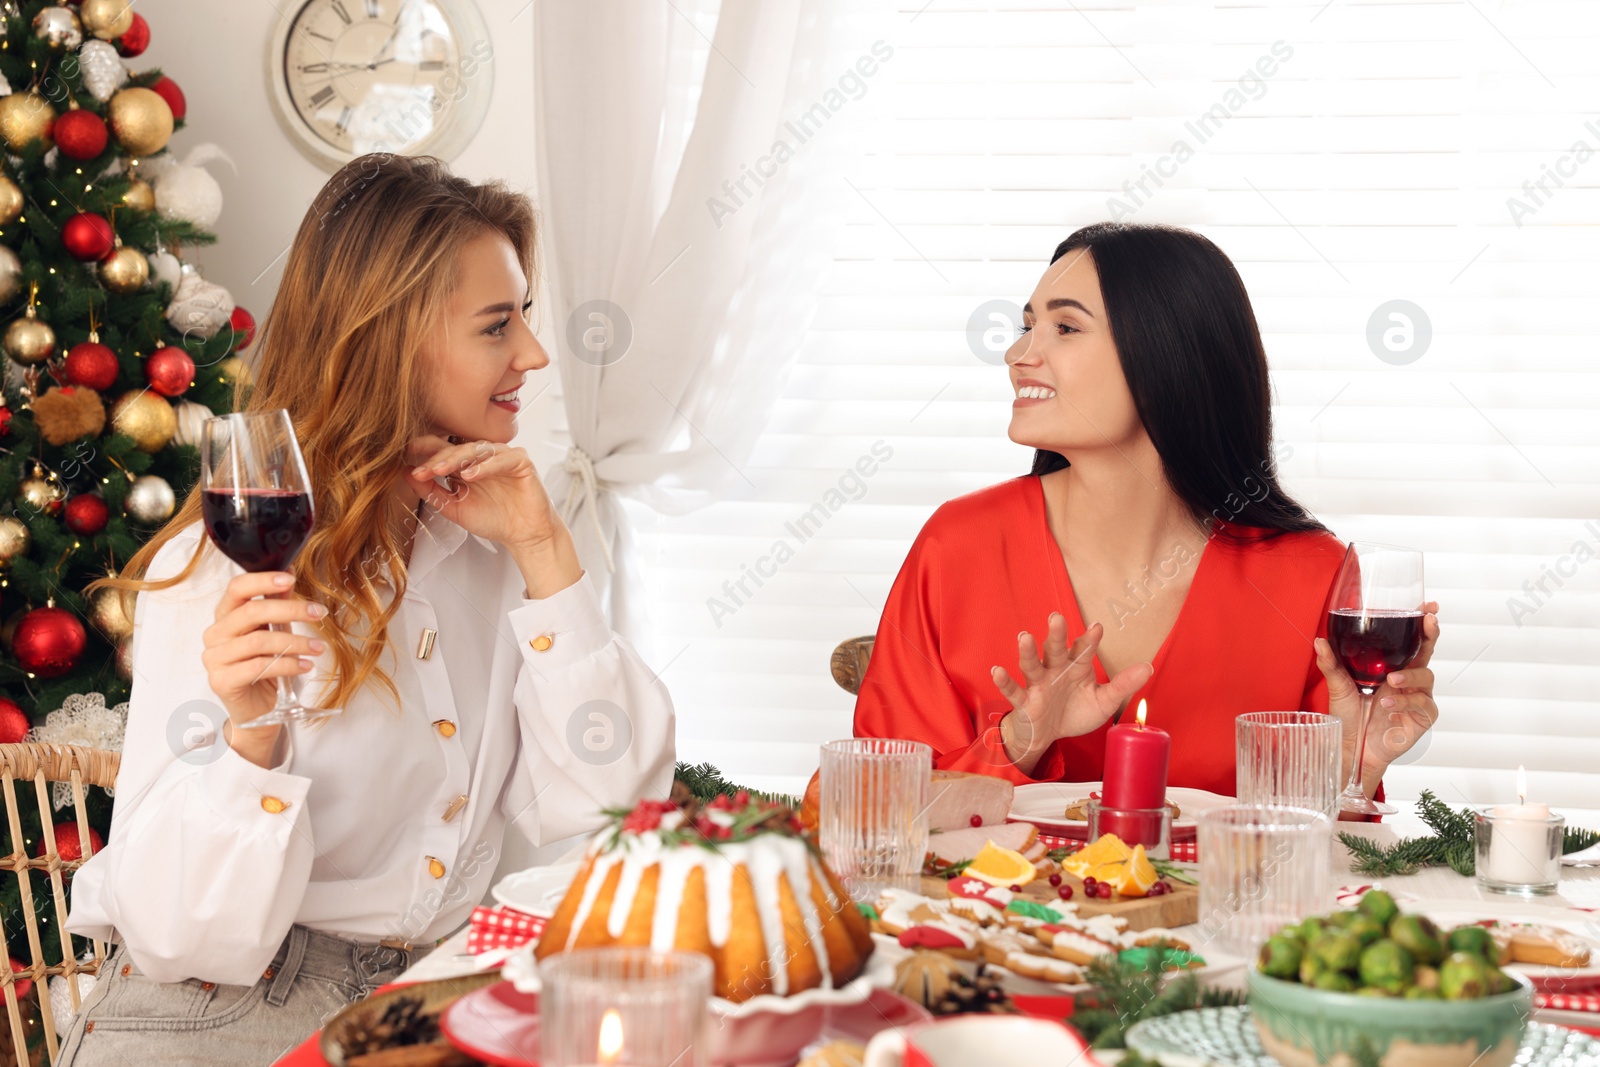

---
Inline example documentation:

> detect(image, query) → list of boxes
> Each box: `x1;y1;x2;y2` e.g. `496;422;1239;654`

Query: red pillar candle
1101;700;1170;810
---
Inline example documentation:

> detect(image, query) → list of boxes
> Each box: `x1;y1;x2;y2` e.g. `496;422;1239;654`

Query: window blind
529;0;1600;809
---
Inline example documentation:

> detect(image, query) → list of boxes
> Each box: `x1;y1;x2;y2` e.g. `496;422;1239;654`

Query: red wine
202;488;314;572
1327;608;1423;691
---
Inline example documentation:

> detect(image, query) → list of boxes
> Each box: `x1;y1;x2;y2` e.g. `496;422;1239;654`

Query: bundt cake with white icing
535;790;875;1002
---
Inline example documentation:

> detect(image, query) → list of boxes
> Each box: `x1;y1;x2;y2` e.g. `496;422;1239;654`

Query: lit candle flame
598;1009;624;1065
1135;699;1148;728
1516;764;1527;805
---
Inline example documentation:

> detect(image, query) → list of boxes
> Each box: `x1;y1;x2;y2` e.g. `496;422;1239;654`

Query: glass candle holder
540;947;713;1067
819;738;931;902
1085;799;1172;860
1475;807;1564;896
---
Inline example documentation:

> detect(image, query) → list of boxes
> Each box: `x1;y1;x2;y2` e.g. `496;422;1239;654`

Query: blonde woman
59;155;677;1065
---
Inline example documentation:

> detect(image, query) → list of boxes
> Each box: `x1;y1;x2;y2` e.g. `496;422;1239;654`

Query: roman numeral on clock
309;85;336;108
329;0;352;24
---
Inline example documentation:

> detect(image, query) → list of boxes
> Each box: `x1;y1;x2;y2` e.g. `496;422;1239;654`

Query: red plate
440;984;931;1066
440;982;541;1067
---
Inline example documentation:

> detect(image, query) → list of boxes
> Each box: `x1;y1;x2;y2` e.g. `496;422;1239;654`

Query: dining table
272;810;1600;1065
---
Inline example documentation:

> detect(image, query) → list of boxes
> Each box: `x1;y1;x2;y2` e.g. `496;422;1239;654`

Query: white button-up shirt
67;504;676;985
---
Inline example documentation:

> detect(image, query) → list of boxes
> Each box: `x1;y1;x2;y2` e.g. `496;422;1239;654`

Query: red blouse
853;475;1352;797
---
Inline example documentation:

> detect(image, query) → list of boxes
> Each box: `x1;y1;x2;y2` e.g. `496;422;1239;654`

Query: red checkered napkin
1537;990;1600;1014
1039;833;1198;863
467;904;548;954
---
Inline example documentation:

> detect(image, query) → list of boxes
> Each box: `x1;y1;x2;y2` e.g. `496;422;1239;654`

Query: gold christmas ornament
97;243;148;294
79;0;134;39
110;390;176;452
114;636;133;680
4;307;56;366
217;355;253;391
123;474;175;523
18;476;64;515
0;516;30;565
89;586;133;640
0;173;24;225
121;177;155;213
107;87;172;156
0;245;21;304
0;91;57;152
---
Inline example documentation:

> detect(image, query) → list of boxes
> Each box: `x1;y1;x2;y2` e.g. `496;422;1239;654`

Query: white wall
136;0;540;313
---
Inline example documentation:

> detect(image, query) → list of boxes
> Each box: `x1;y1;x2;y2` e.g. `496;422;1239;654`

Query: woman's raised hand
405;435;561;551
991;613;1153;776
201;572;326;759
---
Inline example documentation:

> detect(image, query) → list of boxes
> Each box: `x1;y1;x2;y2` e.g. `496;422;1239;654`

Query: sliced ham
926;822;1039;865
925;770;1015;832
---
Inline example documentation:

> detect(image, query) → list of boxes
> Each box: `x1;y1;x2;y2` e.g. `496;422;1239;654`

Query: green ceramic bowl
1247;967;1533;1067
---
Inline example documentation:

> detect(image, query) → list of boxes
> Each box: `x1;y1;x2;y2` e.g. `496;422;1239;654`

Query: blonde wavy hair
95;153;538;711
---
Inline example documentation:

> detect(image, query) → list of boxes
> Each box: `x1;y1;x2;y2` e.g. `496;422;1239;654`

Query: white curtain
532;0;888;648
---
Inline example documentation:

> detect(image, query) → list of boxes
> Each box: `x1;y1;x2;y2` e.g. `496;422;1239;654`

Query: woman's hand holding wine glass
991;612;1153;776
201;573;328;766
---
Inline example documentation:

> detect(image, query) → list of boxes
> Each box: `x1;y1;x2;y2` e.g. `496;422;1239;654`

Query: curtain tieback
561;446;615;573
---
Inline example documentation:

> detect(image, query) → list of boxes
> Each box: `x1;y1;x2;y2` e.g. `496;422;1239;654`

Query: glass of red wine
1326;541;1426;815
200;410;330;728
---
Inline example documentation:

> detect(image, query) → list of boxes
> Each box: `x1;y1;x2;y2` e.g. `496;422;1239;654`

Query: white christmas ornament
0;72;11;98
76;39;127;103
25;692;128;809
147;246;181;291
154;144;232;229
165;265;234;339
50;968;97;1039
172;398;213;447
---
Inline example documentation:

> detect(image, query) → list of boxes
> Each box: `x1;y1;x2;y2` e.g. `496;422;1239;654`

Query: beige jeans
56;925;431;1067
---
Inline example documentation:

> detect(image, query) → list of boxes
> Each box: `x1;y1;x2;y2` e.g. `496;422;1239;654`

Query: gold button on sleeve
433;719;457;738
529;634;554;652
427;856;446;879
442;794;469;823
260;796;289;814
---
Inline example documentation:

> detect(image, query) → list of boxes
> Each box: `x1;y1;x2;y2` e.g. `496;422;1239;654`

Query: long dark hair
1030;222;1324;539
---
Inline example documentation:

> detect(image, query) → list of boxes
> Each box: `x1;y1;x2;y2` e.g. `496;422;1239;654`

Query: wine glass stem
269;621;301;711
1343;688;1377;798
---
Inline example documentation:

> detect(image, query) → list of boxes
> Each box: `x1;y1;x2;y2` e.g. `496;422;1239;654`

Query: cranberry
1096;883;1113;899
1009;884;1022;893
1147;883;1165;897
1057;885;1074;900
1083;876;1097;888
1048;873;1062;887
969;814;983;828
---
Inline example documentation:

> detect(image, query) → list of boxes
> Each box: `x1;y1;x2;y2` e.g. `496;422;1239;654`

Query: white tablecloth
398;816;1600;1027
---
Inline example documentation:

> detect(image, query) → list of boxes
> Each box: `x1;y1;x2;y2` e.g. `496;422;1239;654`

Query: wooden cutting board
920;872;1198;932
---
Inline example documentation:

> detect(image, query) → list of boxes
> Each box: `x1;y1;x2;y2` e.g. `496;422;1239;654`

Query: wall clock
267;0;494;170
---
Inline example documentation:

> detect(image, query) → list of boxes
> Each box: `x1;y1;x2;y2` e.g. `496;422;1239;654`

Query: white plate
1009;782;1235;838
489;861;581;917
1419;904;1600;991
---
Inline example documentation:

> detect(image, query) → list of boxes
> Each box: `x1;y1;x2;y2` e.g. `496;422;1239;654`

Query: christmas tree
0;0;251;1006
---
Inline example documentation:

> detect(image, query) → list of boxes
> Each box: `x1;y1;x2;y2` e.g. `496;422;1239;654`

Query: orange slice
1061;833;1132;878
962;841;1037;887
1113;844;1159;898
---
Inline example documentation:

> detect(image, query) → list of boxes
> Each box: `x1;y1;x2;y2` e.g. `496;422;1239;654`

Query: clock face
274;0;491;166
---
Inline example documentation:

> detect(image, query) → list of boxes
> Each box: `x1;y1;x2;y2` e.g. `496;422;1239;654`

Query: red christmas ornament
36;821;104;862
0;697;29;744
228;306;256;350
53;110;109;161
63;494;110;536
62;213;116;261
7;959;31;1002
64;341;120;391
148;76;186;122
143;345;194;397
0;404;10;437
114;12;150;57
11;607;87;679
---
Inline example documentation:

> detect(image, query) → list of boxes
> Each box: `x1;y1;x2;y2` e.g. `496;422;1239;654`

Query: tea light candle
1484;766;1556;887
598;1009;623;1065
